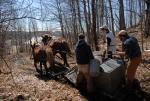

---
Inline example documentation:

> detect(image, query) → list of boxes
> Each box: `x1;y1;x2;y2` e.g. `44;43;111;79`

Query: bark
92;0;99;51
56;0;65;37
108;0;115;35
145;0;150;37
76;0;84;34
119;0;126;30
83;0;90;43
129;0;133;27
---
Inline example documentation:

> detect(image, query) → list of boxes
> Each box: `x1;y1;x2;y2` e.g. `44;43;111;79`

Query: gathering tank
65;51;127;94
94;59;126;94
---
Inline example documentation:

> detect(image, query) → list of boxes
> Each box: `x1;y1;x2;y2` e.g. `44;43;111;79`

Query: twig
141;60;150;70
141;78;150;83
0;55;17;86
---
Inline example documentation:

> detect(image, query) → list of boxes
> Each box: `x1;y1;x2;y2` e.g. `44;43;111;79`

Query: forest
0;0;150;101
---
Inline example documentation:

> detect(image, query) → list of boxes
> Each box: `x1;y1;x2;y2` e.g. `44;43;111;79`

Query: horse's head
30;40;40;50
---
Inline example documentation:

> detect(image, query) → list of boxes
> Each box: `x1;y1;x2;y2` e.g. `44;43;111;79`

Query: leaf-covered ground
0;52;149;101
0;54;87;101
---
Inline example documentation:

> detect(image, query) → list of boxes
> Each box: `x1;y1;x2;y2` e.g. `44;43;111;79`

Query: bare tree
108;0;115;35
83;0;90;43
76;0;84;34
55;0;65;37
144;0;150;37
129;0;133;27
119;0;126;30
92;0;99;51
0;0;16;56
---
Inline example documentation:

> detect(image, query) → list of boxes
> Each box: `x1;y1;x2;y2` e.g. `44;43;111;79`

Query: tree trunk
129;0;133;27
87;0;93;46
72;0;78;41
96;0;100;38
77;0;84;34
56;0;65;38
83;0;90;43
108;0;115;35
99;0;104;26
145;0;150;37
119;0;126;30
92;0;99;51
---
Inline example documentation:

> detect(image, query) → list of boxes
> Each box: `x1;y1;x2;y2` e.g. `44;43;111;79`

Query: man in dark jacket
116;30;141;89
75;34;94;93
42;34;52;45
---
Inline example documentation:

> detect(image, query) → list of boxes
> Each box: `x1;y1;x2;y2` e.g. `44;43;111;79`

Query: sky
15;0;144;32
16;0;60;31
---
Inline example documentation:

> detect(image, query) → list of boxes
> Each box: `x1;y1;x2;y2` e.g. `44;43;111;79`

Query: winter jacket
106;32;116;53
75;40;94;64
122;35;141;59
106;32;116;46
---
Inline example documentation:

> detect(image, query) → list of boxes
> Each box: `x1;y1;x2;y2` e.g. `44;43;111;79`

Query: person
116;30;141;89
41;34;52;45
100;25;116;58
75;34;94;93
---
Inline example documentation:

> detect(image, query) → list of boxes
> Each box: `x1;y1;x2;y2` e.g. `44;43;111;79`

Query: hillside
0;26;150;101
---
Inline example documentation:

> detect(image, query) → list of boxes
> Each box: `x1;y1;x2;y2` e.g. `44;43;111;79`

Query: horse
30;41;54;75
41;35;72;67
50;38;72;67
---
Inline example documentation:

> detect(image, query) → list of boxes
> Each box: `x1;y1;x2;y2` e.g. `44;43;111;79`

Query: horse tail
46;47;54;68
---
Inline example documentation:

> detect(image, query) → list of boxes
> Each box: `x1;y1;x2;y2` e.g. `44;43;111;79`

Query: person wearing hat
42;34;52;45
100;25;116;58
116;30;141;89
75;34;94;93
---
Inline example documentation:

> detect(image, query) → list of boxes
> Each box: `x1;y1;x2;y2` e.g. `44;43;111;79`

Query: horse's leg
52;52;57;68
49;53;55;71
30;51;32;59
43;61;49;76
61;53;69;67
34;60;40;73
40;62;42;75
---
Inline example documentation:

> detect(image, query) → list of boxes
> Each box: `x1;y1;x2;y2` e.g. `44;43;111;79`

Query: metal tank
94;59;126;94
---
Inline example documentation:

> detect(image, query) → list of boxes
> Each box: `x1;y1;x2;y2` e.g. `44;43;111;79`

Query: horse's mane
50;38;71;54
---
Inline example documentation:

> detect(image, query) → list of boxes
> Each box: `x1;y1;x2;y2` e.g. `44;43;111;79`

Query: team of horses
30;35;71;75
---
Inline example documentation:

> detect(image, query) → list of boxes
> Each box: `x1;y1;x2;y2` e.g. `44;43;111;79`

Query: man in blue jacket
116;30;141;89
75;34;94;93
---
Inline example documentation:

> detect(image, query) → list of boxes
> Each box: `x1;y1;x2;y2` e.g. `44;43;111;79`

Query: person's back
106;31;116;47
42;34;52;45
75;40;94;64
123;36;141;59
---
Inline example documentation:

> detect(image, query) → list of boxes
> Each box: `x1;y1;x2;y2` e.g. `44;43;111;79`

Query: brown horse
50;38;71;67
41;35;71;67
31;42;54;75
